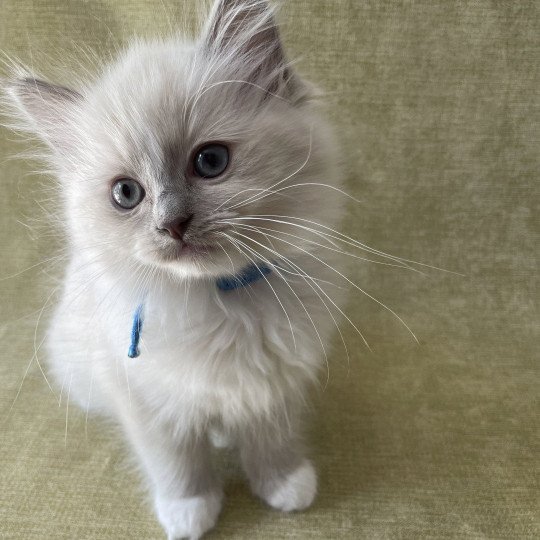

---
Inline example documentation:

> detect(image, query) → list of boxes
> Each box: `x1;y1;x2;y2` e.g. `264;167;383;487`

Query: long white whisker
0;253;67;282
270;256;352;371
230;216;419;267
217;232;297;352
3;335;46;423
219;220;423;273
33;285;62;404
189;79;289;124
215;240;236;273
221;225;342;286
249;181;363;204
255;215;464;275
229;226;419;343
226;228;367;353
223;233;331;387
226;215;430;273
214;186;293;213
85;366;94;441
229;126;313;210
65;372;73;448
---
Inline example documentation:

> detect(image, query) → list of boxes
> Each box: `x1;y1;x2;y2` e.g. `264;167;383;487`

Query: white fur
2;1;346;538
155;492;223;540
260;459;318;512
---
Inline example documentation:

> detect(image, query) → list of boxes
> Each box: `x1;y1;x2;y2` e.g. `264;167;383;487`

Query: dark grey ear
3;76;82;152
203;0;307;100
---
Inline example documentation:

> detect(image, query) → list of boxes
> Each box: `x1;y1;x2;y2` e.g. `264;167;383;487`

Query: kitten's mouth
163;242;216;261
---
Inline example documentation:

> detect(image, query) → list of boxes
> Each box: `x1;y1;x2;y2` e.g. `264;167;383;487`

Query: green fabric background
1;1;538;538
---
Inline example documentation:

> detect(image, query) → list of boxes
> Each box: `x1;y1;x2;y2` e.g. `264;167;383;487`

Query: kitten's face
5;0;341;280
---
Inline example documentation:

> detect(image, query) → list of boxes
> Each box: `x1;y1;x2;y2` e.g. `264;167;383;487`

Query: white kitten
3;1;347;538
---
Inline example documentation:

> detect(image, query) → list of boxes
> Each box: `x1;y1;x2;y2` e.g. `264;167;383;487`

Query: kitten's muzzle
157;214;194;241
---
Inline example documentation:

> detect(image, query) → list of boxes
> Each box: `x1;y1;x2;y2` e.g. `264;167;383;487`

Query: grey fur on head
3;0;341;279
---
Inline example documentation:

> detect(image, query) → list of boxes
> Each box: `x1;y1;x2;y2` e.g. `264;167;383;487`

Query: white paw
264;460;317;512
154;491;222;540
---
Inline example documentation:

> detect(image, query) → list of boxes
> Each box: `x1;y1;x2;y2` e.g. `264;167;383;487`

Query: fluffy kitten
3;1;347;538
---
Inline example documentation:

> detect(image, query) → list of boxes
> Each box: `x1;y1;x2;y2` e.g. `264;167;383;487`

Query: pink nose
159;214;194;240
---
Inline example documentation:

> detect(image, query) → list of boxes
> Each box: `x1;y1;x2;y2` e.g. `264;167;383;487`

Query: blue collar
127;262;272;358
127;304;144;358
215;262;272;291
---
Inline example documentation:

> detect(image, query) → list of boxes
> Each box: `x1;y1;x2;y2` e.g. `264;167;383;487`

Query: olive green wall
1;1;538;538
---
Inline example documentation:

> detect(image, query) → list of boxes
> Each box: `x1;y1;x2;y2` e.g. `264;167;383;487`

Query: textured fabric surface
1;1;538;538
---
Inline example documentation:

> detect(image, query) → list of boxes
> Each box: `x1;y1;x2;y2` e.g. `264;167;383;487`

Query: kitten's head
3;0;342;281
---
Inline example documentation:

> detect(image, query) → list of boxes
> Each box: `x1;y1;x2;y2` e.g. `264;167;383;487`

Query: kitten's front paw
258;459;317;512
155;491;222;540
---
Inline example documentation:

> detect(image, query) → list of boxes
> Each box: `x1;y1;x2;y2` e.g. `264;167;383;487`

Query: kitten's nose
158;214;194;241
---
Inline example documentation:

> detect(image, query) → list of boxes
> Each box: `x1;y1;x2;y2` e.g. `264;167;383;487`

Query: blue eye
194;144;229;178
111;178;145;209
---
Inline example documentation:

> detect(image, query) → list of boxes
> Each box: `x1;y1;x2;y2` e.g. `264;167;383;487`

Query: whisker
221;225;342;285
248;181;363;204
222;233;331;388
229;181;362;213
228;126;313;210
218;220;423;273
33;285;62;404
3;335;46;424
0;254;67;282
228;226;419;343
225;228;368;353
213;186;293;213
64;372;73;448
188;79;289;127
85;366;94;441
217;232;297;352
225;215;433;273
271;257;352;372
255;215;464;275
215;240;236;273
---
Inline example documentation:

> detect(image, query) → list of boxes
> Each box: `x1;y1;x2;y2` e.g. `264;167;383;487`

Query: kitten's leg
119;408;222;540
239;422;317;512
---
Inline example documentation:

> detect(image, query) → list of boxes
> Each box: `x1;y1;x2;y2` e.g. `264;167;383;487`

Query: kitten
3;1;348;538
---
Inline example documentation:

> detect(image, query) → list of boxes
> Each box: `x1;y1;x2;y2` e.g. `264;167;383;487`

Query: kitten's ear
203;0;307;101
2;75;82;153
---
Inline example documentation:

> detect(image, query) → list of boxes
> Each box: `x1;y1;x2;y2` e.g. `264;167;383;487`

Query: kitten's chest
66;270;326;421
123;281;317;421
139;282;289;362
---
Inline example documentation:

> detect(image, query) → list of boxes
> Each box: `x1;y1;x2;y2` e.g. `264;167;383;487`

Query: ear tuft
2;75;82;152
205;0;280;54
203;0;306;100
